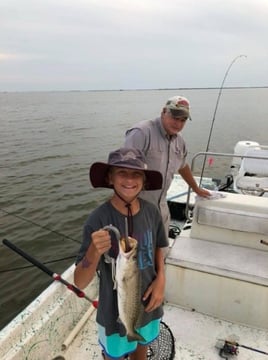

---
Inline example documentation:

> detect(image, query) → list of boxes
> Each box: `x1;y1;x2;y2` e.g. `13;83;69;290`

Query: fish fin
116;316;123;325
127;332;146;343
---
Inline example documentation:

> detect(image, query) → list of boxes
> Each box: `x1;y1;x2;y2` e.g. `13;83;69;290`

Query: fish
115;236;145;342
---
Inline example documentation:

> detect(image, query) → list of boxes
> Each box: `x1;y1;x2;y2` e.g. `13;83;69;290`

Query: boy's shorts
98;319;160;359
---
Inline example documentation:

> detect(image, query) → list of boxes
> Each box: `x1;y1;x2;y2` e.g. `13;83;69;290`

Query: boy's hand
142;274;165;312
91;229;111;256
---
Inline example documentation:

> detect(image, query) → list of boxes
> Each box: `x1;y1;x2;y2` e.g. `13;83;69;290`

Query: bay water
1;88;268;330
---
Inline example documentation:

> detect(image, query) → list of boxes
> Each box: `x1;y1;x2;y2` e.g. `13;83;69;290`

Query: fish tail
127;331;146;343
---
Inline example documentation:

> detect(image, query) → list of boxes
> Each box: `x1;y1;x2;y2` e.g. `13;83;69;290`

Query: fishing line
0;207;80;273
0;207;80;244
199;54;247;186
0;255;76;274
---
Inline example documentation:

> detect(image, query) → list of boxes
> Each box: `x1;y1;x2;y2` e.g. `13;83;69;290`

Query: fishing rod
217;338;268;358
2;239;98;308
199;54;247;186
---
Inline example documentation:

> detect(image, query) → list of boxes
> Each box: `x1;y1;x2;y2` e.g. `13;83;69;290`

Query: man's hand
195;187;211;198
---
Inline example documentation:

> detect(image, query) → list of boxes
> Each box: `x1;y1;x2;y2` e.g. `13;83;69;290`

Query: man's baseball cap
165;95;191;120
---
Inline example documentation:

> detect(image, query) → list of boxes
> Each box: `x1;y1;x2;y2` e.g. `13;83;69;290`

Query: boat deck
53;303;268;360
2;265;267;360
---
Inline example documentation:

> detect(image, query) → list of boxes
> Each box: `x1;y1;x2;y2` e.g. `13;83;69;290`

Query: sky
1;0;268;91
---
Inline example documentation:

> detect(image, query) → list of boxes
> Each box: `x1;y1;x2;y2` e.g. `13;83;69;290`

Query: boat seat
190;192;268;250
233;148;268;195
165;235;268;329
235;176;268;195
166;235;268;286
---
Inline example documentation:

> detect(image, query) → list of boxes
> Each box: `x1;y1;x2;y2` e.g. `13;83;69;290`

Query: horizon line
1;85;268;93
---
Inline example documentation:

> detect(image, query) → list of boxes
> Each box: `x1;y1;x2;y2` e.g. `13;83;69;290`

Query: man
124;95;210;236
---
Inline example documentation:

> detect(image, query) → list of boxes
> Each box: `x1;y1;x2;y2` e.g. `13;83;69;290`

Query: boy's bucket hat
90;148;163;190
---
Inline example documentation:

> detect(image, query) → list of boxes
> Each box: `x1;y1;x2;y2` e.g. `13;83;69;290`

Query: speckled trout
115;236;145;342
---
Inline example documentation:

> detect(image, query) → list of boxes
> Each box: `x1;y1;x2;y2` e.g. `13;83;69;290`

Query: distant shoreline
1;86;268;93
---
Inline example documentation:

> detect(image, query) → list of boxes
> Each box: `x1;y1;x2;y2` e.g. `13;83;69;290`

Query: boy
74;148;168;360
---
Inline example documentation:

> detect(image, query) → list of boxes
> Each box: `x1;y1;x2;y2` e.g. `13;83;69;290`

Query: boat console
165;192;268;330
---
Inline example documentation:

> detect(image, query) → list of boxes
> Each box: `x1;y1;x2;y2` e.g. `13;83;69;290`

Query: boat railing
185;150;268;219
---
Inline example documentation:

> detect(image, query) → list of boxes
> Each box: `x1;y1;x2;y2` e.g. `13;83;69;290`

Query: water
1;88;268;330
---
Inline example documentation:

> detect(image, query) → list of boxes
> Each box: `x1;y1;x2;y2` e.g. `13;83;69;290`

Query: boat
1;141;268;360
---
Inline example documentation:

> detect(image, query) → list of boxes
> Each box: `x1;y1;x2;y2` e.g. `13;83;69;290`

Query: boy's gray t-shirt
76;198;168;336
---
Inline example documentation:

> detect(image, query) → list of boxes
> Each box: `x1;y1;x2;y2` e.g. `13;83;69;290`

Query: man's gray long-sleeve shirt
124;117;187;226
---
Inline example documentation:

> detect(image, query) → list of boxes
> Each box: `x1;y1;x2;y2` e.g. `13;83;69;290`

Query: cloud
0;0;268;91
0;53;17;61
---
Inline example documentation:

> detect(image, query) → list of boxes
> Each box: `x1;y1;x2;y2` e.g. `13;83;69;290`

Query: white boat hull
1;141;268;359
0;265;99;360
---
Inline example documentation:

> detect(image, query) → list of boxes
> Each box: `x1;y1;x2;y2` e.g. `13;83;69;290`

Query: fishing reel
216;339;239;359
216;337;268;358
168;224;181;239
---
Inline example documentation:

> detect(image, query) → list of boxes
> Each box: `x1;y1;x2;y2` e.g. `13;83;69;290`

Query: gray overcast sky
1;0;268;91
